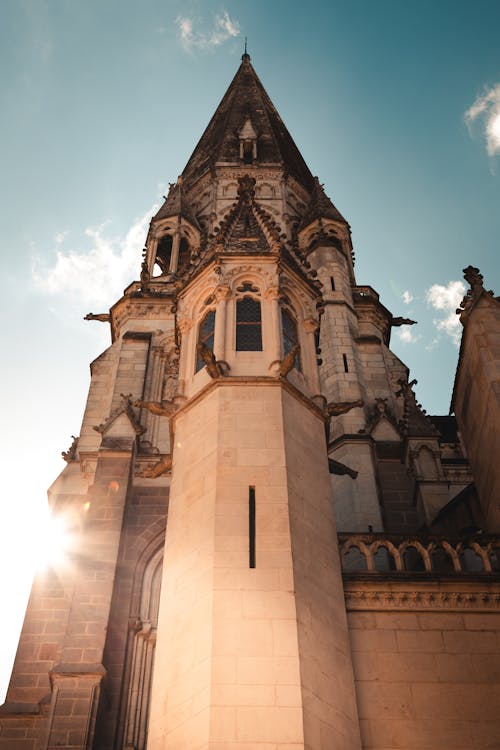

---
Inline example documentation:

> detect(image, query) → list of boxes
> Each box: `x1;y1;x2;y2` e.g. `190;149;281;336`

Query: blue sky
1;0;499;700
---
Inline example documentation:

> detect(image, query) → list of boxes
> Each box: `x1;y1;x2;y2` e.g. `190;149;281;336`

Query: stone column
168;229;181;274
213;285;230;361
265;286;282;365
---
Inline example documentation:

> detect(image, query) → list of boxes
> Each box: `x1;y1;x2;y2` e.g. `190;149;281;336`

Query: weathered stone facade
1;54;499;749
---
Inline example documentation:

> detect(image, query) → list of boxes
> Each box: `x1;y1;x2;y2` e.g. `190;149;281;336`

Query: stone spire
180;55;315;192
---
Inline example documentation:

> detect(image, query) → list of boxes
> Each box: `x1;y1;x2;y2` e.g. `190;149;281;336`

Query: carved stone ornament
84;312;110;322
344;588;500;612
62;435;79;462
392;316;417;327
456;265;495;322
197;342;224;378
139;454;172;479
134;399;176;417
278;344;300;378
93;394;146;436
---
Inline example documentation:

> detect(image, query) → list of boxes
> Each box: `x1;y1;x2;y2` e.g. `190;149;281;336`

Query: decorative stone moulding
344;587;500;612
339;532;500;575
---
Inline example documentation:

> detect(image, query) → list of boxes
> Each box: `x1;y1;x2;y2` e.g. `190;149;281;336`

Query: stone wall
346;584;500;749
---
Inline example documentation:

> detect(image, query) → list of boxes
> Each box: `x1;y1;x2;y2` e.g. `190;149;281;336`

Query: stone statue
197;342;223;378
84;313;110;322
140;259;151;292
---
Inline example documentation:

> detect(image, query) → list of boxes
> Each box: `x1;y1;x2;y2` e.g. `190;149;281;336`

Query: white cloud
402;290;413;304
176;11;240;53
32;203;158;309
465;83;500;157
398;327;419;344
426;280;466;346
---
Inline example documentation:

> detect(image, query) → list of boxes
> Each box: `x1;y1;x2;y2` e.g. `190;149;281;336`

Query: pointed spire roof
299;176;347;228
153;178;199;227
181;54;315;192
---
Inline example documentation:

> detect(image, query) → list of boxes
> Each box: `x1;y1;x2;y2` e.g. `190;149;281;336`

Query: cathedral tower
2;54;499;750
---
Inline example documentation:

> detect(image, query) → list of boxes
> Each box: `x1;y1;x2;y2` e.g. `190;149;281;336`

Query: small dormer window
243;141;254;164
238;118;258;164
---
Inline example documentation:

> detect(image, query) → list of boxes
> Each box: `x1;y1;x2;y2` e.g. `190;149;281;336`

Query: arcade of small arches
339;534;500;574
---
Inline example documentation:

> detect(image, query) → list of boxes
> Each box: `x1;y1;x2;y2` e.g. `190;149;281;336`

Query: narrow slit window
281;308;301;371
196;310;216;372
330;276;335;291
343;353;349;372
236;297;262;351
249;486;256;568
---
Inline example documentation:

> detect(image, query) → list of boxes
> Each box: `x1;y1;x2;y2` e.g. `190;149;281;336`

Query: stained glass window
196;310;215;372
236;298;262;351
281;308;300;370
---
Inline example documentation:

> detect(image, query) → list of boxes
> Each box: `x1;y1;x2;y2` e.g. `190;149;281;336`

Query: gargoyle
392;317;417;327
279;345;300;378
84;313;110;322
328;458;358;479
134;399;176;417
140;454;172;478
326;399;363;417
197;342;223;378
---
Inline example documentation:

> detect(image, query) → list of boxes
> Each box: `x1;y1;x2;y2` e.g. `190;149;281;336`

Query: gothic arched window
281;308;301;371
236;297;262;351
196;310;216;371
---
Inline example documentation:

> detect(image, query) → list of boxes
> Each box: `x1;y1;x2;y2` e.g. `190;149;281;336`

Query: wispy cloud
176;11;240;53
465;83;500;157
32;203;158;309
398;327;419;344
426;280;466;346
402;290;413;305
